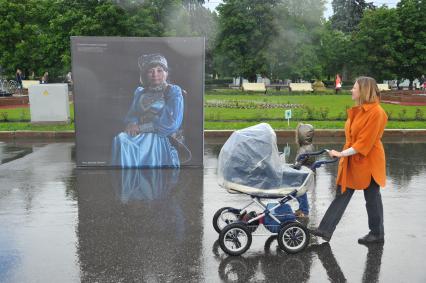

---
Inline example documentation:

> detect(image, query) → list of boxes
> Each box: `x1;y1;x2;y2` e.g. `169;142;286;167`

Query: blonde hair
355;76;380;105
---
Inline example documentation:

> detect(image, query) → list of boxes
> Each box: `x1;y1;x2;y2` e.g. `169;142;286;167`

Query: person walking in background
65;72;72;84
335;74;342;94
310;77;388;244
29;70;35;80
65;71;73;91
421;75;426;90
40;72;49;84
16;69;23;93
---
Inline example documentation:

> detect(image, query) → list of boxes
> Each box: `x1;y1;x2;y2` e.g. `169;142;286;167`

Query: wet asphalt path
0;139;426;282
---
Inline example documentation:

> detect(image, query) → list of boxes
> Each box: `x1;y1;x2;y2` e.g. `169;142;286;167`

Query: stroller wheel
278;222;309;254
213;207;240;233
219;223;252;256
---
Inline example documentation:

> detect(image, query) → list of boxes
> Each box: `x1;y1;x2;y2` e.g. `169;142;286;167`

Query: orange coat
337;102;388;192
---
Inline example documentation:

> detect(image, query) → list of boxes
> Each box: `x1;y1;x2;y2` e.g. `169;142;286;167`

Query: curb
0;131;75;139
1;129;426;140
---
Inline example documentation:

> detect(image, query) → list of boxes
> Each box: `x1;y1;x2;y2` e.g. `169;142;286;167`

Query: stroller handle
310;156;339;170
296;149;338;171
296;149;329;161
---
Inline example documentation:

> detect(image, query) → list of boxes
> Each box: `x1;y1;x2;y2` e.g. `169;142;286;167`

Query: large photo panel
71;37;204;168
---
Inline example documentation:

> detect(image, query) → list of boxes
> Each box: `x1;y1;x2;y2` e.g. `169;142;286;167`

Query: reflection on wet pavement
0;142;34;165
0;139;425;282
212;239;348;283
76;167;203;282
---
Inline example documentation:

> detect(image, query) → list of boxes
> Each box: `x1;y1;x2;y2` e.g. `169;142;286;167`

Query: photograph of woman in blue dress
111;53;186;168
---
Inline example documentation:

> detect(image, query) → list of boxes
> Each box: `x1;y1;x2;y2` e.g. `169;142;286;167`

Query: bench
242;82;266;93
289;83;313;92
228;84;240;89
266;84;290;91
377;84;390;91
22;80;40;88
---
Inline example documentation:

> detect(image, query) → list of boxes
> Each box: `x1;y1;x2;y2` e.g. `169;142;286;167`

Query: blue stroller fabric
264;203;296;233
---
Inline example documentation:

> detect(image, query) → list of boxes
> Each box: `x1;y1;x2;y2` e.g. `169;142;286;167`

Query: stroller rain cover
218;123;310;196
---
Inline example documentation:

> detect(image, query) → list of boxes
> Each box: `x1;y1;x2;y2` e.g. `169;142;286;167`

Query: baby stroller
214;123;337;256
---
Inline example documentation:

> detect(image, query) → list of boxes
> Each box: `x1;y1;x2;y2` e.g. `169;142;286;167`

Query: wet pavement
1;138;426;282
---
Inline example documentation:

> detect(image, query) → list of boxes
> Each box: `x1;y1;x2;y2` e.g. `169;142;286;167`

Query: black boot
358;233;384;245
309;229;332;242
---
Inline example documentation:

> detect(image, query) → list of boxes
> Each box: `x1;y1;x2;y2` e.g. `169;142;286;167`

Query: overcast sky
204;0;399;18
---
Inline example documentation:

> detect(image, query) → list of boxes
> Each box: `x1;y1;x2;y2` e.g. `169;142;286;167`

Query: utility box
28;84;70;123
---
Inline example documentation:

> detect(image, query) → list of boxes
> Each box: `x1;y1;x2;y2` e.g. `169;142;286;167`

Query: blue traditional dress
111;84;184;168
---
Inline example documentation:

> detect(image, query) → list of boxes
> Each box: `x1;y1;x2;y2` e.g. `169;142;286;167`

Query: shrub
415;108;424;120
1;112;8;122
319;107;330;120
385;110;393;120
398;109;407;121
304;106;316;120
337;105;350;120
20;108;28;121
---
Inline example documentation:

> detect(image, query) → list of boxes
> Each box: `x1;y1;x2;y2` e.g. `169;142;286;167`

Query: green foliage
0;111;8;121
319;107;330;120
317;22;350;79
394;0;426;84
214;0;279;81
305;106;316;120
19;108;28;121
331;0;375;33
0;0;217;79
337;105;349;120
1;93;426;130
268;0;326;81
398;109;407;121
415;108;424;121
385;110;393;120
351;7;400;81
339;0;426;83
0;0;424;85
0;122;75;131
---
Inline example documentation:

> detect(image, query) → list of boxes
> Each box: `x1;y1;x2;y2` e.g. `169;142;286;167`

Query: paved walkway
0;141;425;282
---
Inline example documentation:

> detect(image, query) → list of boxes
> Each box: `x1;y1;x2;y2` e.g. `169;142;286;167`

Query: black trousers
317;178;384;238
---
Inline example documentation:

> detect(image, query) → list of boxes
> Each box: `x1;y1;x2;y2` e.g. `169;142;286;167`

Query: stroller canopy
218;123;311;196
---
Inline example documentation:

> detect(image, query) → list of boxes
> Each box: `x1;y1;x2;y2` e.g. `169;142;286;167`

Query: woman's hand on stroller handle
310;149;338;170
327;149;343;158
295;149;338;171
296;149;336;161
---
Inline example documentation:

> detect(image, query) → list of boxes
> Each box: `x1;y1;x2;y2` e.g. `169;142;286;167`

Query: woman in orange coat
310;77;387;244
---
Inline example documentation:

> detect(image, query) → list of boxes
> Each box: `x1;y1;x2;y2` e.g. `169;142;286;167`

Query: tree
0;0;188;79
317;22;350;80
395;0;426;86
350;7;400;81
214;0;279;82
331;0;375;33
187;5;218;75
268;0;326;81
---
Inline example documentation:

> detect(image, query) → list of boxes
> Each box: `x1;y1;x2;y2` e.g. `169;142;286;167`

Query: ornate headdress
138;53;168;73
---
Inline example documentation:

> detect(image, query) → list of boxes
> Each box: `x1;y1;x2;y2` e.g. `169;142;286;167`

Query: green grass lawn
0;105;74;122
0;122;75;131
0;90;425;131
